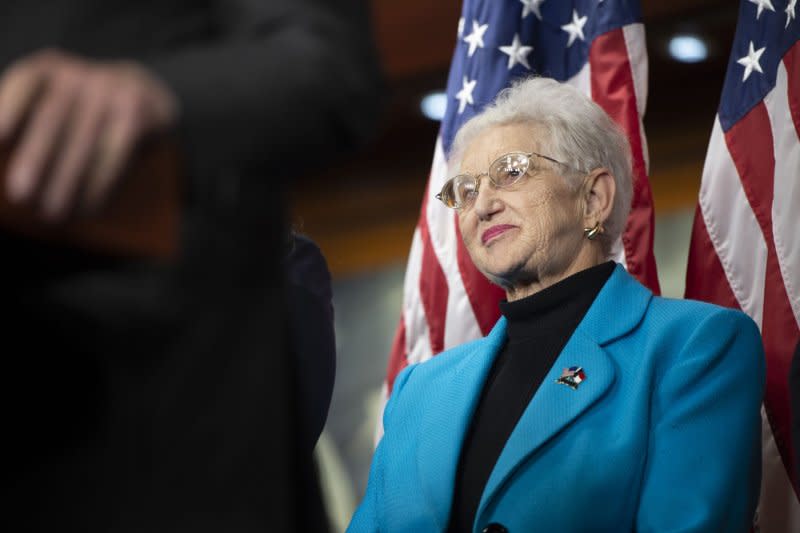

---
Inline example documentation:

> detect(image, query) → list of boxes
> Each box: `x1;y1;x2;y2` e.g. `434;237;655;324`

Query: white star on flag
520;0;546;20
499;34;533;70
787;0;797;28
736;41;766;81
457;17;465;38
748;0;775;20
561;10;588;47
455;76;477;114
463;20;489;57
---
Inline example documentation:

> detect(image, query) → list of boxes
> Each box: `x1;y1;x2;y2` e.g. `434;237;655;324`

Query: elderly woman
348;77;764;533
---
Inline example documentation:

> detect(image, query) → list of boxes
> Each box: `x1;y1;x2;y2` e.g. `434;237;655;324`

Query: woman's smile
481;224;518;245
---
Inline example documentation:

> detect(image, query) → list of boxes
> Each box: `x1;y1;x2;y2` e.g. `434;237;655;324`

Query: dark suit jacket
0;1;381;531
286;234;336;454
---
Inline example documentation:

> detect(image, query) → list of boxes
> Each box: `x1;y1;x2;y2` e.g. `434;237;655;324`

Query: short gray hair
448;77;633;255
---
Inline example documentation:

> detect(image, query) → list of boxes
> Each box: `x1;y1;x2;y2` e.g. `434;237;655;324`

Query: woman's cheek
458;213;477;247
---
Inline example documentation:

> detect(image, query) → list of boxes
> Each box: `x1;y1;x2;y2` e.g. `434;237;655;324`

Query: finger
6;78;77;203
83;100;140;212
41;87;108;219
0;52;54;140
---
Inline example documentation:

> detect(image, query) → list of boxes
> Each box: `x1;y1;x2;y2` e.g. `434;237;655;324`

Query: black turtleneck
446;261;615;533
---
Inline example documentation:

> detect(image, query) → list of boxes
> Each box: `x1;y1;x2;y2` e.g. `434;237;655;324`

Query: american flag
684;1;800;530
379;0;659;439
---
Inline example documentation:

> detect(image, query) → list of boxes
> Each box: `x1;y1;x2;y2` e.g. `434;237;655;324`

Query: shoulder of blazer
397;317;508;383
646;295;764;371
578;265;760;356
645;292;762;351
384;318;508;426
649;292;754;324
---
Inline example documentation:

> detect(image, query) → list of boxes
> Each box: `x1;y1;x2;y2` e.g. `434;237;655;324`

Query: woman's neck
505;244;605;302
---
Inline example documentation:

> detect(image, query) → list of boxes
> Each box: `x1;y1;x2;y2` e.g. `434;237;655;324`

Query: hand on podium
0;49;181;258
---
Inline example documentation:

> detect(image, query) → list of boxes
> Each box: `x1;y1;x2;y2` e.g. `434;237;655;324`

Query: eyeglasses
436;151;571;210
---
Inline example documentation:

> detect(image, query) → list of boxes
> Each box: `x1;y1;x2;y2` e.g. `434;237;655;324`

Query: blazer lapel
477;265;652;519
416;319;508;530
477;331;615;517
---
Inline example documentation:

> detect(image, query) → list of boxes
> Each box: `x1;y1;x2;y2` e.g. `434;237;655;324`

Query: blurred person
348;77;764;533
285;231;337;532
0;0;381;531
285;232;336;455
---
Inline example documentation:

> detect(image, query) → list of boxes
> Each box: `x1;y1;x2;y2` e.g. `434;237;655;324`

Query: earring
583;221;604;240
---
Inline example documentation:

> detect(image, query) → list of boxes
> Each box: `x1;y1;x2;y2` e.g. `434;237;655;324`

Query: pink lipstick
481;224;517;245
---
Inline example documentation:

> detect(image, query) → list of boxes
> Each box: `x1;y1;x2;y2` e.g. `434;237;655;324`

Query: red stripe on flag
386;317;408;393
785;41;800;141
725;102;800;493
455;218;504;336
684;205;741;310
589;28;660;294
418;189;449;355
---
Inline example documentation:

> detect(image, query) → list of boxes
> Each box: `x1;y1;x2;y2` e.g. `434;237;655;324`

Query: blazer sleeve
347;363;417;533
145;0;383;180
636;308;765;532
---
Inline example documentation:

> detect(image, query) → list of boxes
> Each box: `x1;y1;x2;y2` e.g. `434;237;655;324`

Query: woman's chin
479;261;530;290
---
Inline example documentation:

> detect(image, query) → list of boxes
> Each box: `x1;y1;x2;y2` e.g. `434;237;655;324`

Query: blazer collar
577;263;652;345
476;264;652;520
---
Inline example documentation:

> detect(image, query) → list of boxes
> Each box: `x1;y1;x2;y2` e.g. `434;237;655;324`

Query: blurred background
291;0;742;530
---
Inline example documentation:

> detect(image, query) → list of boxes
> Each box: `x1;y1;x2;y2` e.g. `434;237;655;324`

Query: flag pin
556;366;585;390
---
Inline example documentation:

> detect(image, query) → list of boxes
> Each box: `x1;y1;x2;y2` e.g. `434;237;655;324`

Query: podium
0;141;181;259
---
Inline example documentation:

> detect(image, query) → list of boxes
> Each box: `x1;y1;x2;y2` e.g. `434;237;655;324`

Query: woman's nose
472;178;502;219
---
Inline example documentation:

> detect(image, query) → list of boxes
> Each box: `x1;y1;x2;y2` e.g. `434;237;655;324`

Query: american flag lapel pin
556;366;585;390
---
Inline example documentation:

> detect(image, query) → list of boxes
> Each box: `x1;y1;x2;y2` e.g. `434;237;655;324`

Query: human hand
0;49;178;219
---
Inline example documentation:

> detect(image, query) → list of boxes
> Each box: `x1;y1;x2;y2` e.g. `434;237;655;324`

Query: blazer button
482;523;508;533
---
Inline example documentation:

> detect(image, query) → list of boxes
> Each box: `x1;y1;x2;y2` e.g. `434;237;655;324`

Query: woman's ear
582;168;616;226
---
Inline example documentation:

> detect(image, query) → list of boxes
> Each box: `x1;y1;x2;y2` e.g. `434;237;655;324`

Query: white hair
448;76;634;255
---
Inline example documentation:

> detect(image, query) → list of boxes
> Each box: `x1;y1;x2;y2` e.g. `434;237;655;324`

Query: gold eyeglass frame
435;151;574;210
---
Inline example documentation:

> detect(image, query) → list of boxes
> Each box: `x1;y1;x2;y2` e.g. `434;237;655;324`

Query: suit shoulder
647;296;759;336
400;336;488;384
641;297;763;374
388;332;500;409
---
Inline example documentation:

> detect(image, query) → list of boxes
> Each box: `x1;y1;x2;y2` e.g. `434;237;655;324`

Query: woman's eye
497;168;521;183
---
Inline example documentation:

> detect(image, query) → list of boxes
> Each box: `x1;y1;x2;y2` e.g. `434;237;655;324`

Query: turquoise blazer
349;265;764;532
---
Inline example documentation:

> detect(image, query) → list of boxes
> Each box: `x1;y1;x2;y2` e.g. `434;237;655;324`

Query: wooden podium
0;141;181;259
